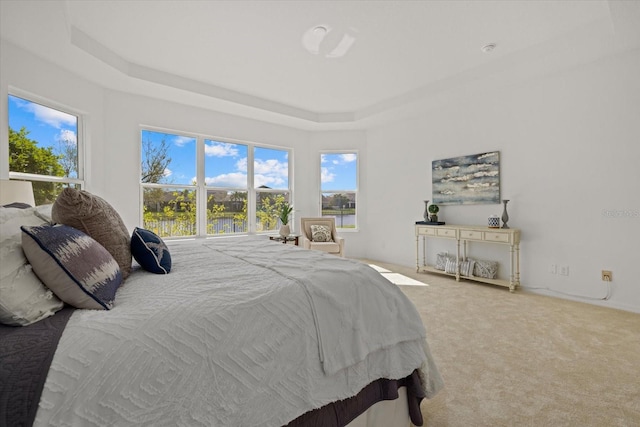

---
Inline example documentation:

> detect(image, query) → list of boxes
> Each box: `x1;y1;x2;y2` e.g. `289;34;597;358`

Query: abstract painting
432;151;500;205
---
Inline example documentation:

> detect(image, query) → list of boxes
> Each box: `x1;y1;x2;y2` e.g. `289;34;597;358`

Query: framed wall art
432;151;500;205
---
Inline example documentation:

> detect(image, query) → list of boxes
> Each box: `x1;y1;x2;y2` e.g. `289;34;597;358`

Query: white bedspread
34;237;442;427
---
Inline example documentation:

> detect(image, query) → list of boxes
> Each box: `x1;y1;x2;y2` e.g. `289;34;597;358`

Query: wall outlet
559;265;569;276
549;264;557;274
602;270;612;281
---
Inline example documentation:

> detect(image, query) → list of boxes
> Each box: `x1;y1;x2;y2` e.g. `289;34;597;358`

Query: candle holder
423;200;430;222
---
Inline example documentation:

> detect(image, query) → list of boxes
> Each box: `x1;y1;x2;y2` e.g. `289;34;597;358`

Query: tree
141;138;172;216
256;193;288;231
141;138;171;183
9;126;65;204
56;135;78;178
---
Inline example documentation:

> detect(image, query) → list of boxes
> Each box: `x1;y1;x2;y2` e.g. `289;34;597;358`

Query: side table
269;235;299;246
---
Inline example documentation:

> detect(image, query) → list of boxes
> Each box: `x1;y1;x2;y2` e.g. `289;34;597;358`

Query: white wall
365;48;640;312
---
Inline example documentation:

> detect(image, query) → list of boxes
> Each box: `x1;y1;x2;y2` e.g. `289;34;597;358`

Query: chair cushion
310;224;333;242
309;241;341;254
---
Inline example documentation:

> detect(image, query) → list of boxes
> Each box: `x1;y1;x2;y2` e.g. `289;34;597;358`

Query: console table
415;224;521;291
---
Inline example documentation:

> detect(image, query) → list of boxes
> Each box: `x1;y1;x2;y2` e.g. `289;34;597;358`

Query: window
320;152;357;229
141;129;291;238
7;94;83;204
205;139;248;234
254;147;290;232
141;130;197;237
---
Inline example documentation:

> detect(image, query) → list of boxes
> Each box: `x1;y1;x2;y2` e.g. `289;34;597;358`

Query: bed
1;201;443;427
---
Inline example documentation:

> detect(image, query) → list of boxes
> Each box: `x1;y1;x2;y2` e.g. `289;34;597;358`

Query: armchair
300;217;345;257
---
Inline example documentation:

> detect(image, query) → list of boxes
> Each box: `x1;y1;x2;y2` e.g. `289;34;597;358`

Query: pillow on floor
0;207;63;326
52;188;132;279
131;227;171;274
21;224;123;310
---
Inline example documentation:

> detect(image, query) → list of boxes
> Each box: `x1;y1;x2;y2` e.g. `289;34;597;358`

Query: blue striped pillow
131;227;171;274
21;224;122;310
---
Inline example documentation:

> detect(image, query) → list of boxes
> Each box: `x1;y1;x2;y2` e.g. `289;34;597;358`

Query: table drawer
417;226;436;236
484;231;511;243
460;229;483;240
436;228;457;238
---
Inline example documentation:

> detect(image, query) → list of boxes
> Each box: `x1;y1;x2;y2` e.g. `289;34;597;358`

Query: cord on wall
527;282;611;301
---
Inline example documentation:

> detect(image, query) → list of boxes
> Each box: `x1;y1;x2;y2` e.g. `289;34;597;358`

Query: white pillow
0;207;63;326
310;224;333;242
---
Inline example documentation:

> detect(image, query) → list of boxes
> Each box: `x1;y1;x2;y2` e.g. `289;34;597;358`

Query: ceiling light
302;24;356;58
313;25;328;36
302;25;331;55
481;43;496;53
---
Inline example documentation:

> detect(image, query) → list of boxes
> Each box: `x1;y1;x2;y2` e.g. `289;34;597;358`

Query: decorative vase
423;200;430;222
430;214;438;222
501;200;510;229
279;224;290;237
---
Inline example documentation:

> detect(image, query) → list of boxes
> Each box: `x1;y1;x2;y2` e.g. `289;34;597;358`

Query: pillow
472;259;499;279
435;252;456;271
460;259;476;277
0;207;64;326
444;258;457;274
310;224;333;242
443;257;475;277
21;224;123;310
131;227;171;274
34;203;54;223
52;188;132;279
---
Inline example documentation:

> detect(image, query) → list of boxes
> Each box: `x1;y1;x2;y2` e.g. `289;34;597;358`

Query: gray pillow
52;188;132;279
435;252;456;271
472;259;499;279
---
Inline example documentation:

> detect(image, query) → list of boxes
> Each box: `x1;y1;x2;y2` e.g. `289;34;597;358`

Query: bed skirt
285;370;424;426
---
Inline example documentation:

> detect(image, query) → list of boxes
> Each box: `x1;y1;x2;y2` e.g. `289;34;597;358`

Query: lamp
0;180;36;206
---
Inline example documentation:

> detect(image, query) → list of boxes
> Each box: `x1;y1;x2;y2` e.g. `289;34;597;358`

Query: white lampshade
0;180;36;206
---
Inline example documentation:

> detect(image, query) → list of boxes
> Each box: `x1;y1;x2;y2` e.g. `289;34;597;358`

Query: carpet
359;259;640;427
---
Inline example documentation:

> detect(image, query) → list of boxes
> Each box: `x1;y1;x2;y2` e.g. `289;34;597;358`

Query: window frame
7;89;85;201
140;126;293;239
320;150;359;231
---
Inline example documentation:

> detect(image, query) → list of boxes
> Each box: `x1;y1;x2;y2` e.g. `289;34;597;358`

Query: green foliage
278;202;293;225
232;198;248;232
9;126;65;204
324;193;350;209
428;204;439;214
142;186;290;237
256;195;277;231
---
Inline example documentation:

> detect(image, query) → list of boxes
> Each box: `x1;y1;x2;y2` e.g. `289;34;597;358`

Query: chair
300;217;345;257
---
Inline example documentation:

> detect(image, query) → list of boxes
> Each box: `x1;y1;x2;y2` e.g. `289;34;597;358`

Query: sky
8;95;78;169
142;131;358;191
8;94;356;190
